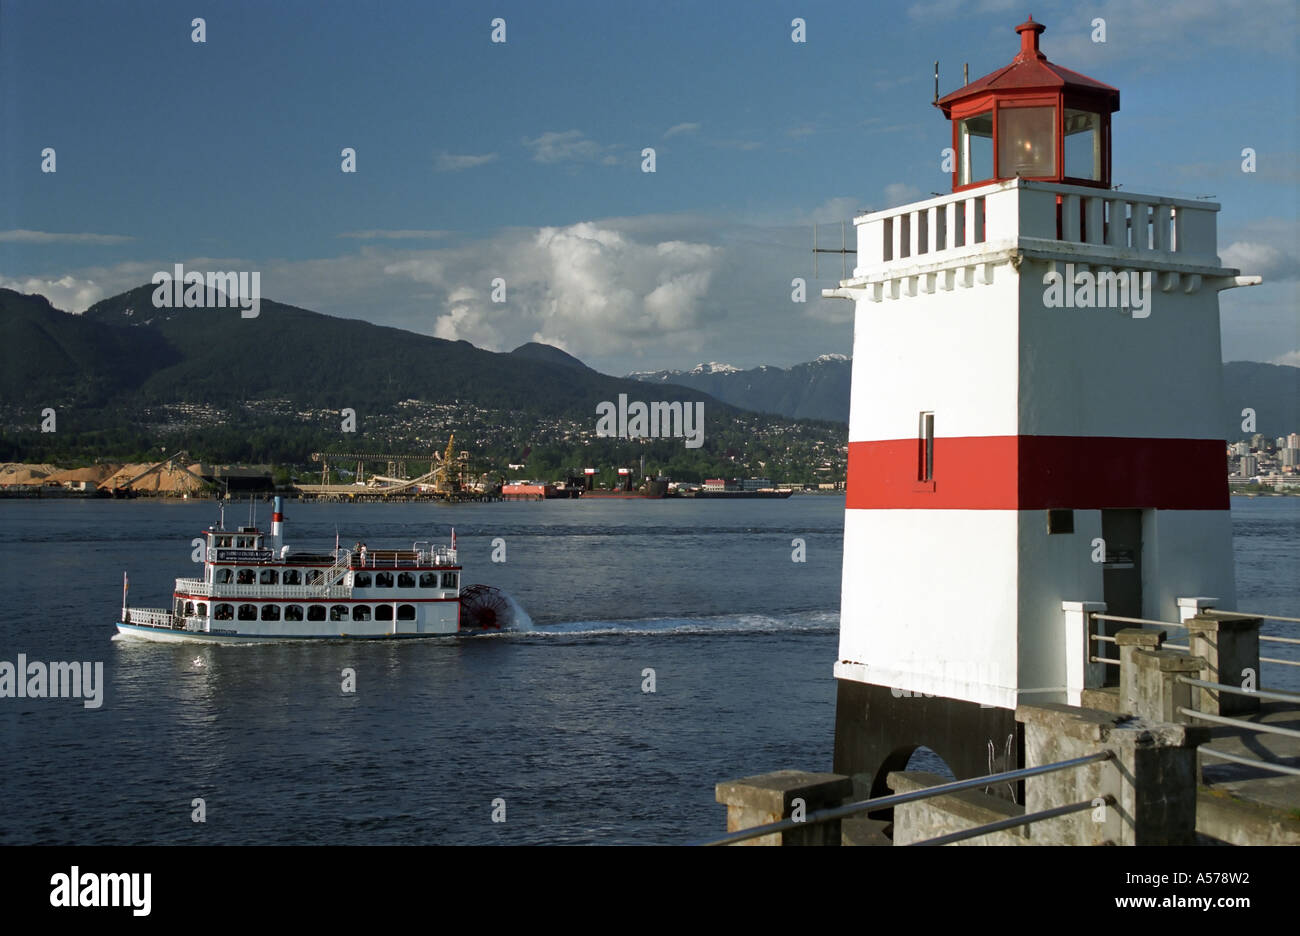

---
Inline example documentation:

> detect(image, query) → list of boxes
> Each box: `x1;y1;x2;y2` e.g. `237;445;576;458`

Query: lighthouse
824;17;1261;797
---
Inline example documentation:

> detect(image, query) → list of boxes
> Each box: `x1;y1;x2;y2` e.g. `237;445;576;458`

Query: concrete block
1116;627;1165;715
715;770;853;846
887;771;1027;845
1018;703;1209;845
1185;611;1262;715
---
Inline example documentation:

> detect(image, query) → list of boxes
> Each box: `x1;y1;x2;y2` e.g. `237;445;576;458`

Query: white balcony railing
851;179;1223;282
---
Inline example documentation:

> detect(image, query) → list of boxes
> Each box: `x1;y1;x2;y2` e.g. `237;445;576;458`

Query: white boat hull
115;621;460;644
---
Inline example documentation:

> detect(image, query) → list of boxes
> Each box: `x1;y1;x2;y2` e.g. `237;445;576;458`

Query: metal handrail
694;751;1114;846
1178;708;1300;740
1092;634;1117;644
1177;676;1300;703
1091;613;1187;629
1089;656;1120;666
1261;657;1300;667
1236;613;1300;624
911;795;1114;846
1199;747;1300;778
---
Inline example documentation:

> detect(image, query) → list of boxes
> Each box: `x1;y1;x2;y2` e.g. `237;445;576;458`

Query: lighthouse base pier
831;680;1023;805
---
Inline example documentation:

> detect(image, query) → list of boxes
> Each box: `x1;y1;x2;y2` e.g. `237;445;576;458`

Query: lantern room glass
998;105;1056;178
993;106;1055;179
958;112;994;186
1064;108;1102;181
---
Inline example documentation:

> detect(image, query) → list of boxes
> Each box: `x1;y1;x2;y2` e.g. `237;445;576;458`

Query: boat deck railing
175;578;353;600
123;608;182;630
352;546;458;568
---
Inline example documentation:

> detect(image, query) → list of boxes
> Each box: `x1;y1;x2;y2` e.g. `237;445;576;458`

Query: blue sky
2;0;1296;375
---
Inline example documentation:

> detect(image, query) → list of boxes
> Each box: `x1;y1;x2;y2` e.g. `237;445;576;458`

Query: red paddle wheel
459;584;509;630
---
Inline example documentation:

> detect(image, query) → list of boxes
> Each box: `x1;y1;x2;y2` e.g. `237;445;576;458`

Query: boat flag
451;527;457;551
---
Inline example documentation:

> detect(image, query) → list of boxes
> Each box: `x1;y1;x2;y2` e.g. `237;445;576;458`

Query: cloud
1269;350;1300;367
0;229;133;244
0;274;106;311
1220;218;1300;281
338;230;451;240
1045;0;1297;64
882;182;922;208
808;196;866;223
434;151;498;172
296;220;725;361
663;122;701;139
523;130;620;165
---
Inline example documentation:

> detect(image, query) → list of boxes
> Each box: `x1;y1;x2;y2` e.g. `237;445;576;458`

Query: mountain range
630;355;1298;442
629;355;852;423
0;285;721;418
2;284;1295;443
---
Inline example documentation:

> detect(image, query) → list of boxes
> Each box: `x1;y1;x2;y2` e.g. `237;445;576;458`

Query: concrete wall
838;509;1019;707
1016;257;1227;441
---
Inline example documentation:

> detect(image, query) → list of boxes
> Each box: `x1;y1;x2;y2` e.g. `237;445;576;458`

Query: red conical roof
937;16;1119;116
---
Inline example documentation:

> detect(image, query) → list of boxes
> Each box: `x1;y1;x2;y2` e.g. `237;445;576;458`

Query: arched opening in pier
905;746;956;780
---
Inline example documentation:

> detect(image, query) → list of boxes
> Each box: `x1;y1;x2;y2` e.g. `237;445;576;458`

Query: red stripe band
846;436;1229;510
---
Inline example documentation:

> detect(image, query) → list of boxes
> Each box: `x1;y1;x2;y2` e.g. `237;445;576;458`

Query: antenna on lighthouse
813;221;856;279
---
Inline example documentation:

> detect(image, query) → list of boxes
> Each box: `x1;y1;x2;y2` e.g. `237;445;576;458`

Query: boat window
284;605;304;622
216;536;232;548
237;569;255;585
282;569;302;585
184;601;195;616
330;605;348;622
306;569;322;585
397;604;416;621
238;604;257;621
375;572;393;588
419;572;437;588
218;568;233;584
261;605;280;621
260;569;278;585
308;605;326;621
397;572;415;588
353;606;372;622
441;572;459;589
197;603;207;617
215;604;233;621
354;572;372;588
376;604;393;621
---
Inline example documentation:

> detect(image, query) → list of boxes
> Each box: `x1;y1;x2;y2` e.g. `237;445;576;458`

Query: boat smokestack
271;495;284;551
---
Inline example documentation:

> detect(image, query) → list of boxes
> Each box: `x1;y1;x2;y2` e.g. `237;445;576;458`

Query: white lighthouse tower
825;17;1260;796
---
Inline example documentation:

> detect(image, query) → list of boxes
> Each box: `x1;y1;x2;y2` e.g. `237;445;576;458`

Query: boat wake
481;609;838;639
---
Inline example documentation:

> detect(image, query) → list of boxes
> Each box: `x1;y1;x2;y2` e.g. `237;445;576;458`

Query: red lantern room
937;16;1119;191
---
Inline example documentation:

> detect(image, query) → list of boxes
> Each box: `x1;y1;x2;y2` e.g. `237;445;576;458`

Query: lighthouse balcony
836;179;1228;296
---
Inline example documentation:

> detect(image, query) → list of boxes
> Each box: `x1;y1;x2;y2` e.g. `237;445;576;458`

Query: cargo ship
689;478;795;499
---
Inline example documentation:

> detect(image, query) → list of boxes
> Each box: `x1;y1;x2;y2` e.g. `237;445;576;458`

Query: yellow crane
433;434;457;493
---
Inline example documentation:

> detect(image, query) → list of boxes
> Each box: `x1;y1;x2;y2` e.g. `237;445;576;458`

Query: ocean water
0;496;1294;844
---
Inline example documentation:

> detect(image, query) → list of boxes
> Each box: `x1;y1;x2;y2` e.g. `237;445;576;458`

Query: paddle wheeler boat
118;497;507;642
